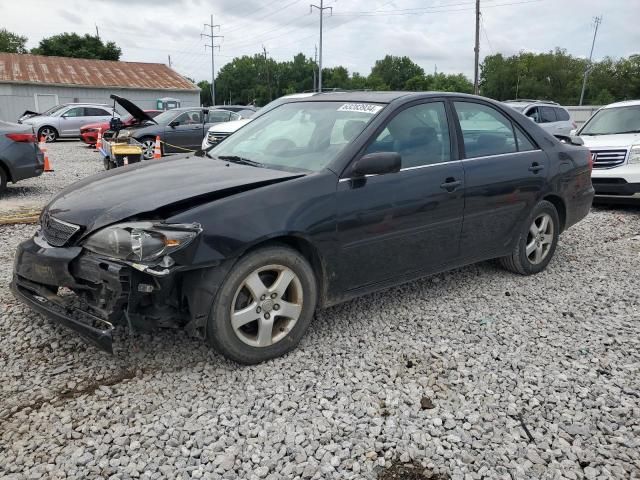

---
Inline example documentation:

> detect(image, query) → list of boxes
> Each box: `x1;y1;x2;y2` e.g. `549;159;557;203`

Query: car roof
602;99;640;109
503;100;563;108
279;91;508;105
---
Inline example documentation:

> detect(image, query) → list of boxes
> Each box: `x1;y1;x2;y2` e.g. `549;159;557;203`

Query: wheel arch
542;194;566;232
37;125;58;139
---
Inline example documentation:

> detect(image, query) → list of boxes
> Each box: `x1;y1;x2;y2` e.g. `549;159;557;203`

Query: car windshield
151;110;181;124
42;105;68;116
580;106;640;135
209;101;384;172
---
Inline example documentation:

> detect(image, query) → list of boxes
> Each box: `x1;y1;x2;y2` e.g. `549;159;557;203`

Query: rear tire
38;126;57;143
140;137;157;160
205;246;317;364
499;200;559;275
0;167;7;194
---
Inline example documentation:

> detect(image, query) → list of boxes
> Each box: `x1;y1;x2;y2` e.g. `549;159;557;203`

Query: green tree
370;55;424;90
31;33;121;60
0;28;27;54
198;80;212;106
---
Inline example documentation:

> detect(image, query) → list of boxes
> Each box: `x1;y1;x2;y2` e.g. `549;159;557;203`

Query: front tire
206;246;317;364
140;137;157;160
38;126;57;143
499;200;559;275
0;167;7;194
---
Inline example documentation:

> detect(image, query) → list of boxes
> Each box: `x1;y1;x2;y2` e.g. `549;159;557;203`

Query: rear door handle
529;163;544;173
440;178;462;192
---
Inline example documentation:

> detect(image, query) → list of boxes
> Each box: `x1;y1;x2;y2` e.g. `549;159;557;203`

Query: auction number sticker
337;103;383;114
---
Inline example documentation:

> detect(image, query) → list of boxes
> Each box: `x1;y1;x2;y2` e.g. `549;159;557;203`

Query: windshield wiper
217;155;264;168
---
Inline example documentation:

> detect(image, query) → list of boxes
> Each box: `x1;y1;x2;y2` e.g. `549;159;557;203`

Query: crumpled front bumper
11;234;130;354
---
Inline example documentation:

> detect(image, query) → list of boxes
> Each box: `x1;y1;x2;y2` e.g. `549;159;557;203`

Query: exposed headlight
83;222;200;262
628;145;640;164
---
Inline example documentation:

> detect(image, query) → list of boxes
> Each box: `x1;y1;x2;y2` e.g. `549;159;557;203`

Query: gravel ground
0;140;103;213
1;205;639;480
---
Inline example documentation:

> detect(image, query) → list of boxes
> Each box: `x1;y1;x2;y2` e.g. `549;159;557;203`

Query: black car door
452;100;548;258
164;110;204;152
335;100;464;291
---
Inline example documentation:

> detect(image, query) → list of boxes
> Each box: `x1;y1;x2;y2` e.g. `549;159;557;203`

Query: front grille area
42;213;81;247
207;131;230;146
591;149;627;169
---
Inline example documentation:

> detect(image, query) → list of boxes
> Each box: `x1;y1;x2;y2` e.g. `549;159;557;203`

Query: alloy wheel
230;265;303;348
526;213;554;265
41;128;56;142
141;140;155;159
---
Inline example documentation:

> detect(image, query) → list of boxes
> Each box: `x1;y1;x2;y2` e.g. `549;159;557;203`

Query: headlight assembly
628;145;640;164
83;222;200;262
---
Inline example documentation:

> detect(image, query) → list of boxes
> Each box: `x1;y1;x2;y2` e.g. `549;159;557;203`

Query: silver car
18;103;116;142
503;100;576;136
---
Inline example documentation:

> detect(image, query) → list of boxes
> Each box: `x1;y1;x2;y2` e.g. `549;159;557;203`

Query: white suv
504;100;576;136
575;100;640;198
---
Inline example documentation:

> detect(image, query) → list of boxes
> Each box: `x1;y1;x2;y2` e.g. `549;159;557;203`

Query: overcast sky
3;0;639;82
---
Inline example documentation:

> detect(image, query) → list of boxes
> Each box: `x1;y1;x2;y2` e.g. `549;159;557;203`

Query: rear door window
540;106;557;123
85;107;110;116
555;108;570;121
454;102;517;158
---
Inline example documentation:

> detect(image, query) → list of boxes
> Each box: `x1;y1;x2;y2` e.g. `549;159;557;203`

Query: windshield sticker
337;103;383;114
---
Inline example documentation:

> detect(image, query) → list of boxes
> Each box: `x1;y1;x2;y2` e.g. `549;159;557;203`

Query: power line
480;14;494;54
332;0;543;17
579;15;602;106
201;14;223;105
310;0;333;92
223;0;303;35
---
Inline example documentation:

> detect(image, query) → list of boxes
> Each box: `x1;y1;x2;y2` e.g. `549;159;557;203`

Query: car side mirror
351;152;401;177
570;129;577;136
169;120;179;127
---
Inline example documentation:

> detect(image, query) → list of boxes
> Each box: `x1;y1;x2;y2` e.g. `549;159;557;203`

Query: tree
370;55;424;90
31;33;121;61
198;80;212;106
0;28;27;54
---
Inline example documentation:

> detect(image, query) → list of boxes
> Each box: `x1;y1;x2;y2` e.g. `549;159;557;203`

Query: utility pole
473;0;480;95
263;45;272;101
310;0;332;92
313;45;318;92
202;14;223;106
579;16;602;106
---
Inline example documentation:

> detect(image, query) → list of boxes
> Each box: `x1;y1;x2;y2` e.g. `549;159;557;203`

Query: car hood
110;95;157;124
207;118;252;134
45;155;304;235
579;133;640;149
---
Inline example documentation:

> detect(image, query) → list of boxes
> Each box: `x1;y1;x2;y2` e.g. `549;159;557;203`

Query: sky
2;0;639;83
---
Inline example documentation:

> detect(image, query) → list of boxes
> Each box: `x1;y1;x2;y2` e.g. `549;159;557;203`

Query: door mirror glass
169;120;180;127
351;152;401;177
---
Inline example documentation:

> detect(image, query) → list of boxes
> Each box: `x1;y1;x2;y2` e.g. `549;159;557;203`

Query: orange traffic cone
95;128;102;150
40;136;54;172
153;136;162;159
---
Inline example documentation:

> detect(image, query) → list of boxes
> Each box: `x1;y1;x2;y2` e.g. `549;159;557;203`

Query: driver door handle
440;177;462;192
529;162;544;173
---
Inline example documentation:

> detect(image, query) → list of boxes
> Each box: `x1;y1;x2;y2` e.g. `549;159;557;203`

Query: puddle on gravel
378;460;450;480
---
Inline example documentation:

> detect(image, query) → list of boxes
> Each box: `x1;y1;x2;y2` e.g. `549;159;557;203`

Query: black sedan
0;121;44;194
11;92;594;364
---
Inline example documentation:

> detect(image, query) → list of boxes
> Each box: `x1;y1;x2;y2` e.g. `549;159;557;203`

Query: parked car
504;100;576;136
80;110;162;146
201;93;319;150
114;102;243;159
574;100;640;198
11;92;594;364
0;121;44;194
18;103;116;142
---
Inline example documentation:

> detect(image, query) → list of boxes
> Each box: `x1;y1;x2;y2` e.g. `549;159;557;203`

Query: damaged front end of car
11;212;204;353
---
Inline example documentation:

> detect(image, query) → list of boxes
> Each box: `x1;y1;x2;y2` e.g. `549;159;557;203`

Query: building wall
565;106;601;127
0;83;200;122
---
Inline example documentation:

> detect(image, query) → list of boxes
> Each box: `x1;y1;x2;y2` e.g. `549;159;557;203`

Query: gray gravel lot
1;199;639;478
0;140;103;213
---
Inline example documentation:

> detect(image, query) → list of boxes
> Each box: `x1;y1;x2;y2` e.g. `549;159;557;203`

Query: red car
80;110;162;146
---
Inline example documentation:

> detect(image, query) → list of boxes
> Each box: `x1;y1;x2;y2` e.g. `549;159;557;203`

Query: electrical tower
310;0;332;92
579;16;603;106
202;14;223;106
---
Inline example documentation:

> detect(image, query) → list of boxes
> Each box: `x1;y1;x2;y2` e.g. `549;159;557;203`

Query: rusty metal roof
0;53;198;91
